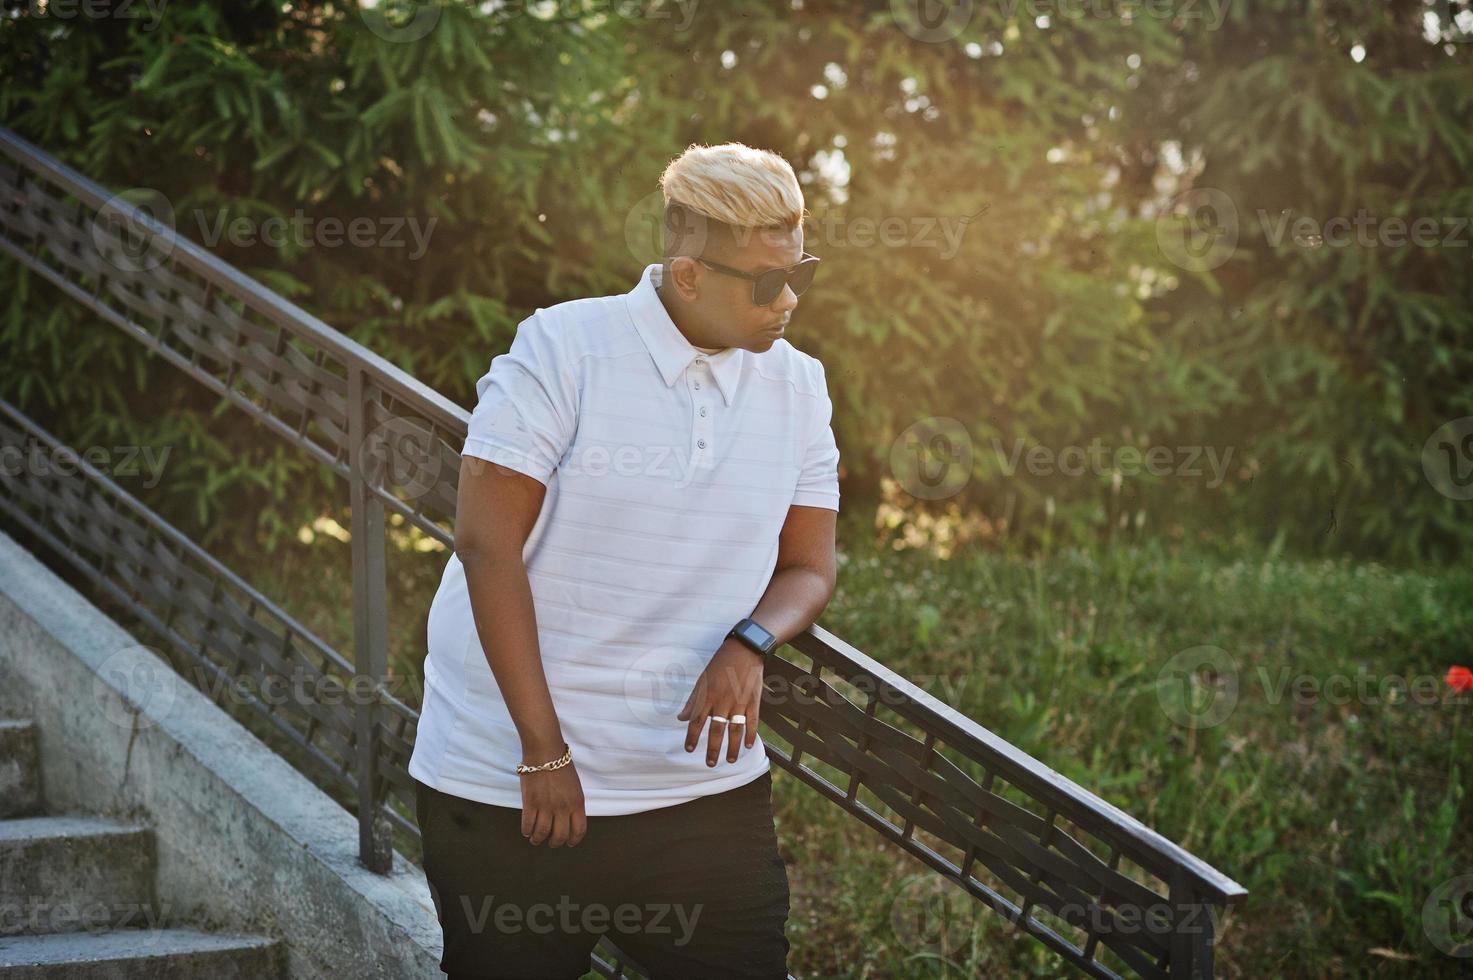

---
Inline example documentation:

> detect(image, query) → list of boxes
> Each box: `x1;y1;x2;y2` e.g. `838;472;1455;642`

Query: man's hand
520;761;586;847
678;640;765;766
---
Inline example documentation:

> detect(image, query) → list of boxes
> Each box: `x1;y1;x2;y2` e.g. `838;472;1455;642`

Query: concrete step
0;816;156;935
0;722;41;819
0;928;282;978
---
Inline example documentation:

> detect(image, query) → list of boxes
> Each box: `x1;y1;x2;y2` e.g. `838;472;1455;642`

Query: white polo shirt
408;262;840;815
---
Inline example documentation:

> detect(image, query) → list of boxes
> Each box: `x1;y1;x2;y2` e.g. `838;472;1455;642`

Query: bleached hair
658;143;806;246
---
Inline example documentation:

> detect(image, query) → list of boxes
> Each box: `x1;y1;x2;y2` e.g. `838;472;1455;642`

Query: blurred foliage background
4;3;1473;977
3;0;1469;563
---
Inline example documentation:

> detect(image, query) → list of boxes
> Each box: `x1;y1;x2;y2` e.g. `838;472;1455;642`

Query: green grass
771;519;1471;978
226;508;1473;978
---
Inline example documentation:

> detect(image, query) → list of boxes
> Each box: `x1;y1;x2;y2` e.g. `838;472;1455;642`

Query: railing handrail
0;127;468;436
794;625;1246;902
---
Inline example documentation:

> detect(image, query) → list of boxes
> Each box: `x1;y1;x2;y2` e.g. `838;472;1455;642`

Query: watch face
742;620;774;651
731;619;771;654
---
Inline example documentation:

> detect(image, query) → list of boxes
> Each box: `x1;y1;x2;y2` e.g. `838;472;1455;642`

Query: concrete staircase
0;718;284;978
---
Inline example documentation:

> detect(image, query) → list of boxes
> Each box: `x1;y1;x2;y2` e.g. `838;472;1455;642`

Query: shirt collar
624;263;742;406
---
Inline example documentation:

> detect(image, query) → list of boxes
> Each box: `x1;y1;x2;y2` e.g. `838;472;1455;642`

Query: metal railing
0;126;1246;979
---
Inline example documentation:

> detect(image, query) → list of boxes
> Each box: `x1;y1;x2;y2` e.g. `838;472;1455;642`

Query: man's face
685;224;804;352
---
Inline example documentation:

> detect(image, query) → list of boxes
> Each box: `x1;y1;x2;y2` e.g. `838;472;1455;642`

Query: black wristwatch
727;617;777;659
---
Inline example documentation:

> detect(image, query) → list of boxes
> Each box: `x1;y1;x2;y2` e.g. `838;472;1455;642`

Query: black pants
414;769;790;980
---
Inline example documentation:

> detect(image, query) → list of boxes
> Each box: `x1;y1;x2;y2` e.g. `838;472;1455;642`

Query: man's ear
666;256;703;300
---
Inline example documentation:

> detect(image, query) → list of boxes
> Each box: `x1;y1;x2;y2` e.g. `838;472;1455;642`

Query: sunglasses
695;252;821;307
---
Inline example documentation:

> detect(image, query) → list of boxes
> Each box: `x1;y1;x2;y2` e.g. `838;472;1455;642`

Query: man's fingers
569;809;588;848
705;715;728;767
547;811;570;848
726;716;744;762
527;807;553;846
677;676;707;722
684;699;708;751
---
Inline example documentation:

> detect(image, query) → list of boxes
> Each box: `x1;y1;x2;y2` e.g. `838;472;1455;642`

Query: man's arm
454;453;584;847
679;503;838;765
453;454;565;760
745;503;838;646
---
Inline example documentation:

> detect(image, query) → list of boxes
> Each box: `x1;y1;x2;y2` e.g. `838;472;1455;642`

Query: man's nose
771;283;799;314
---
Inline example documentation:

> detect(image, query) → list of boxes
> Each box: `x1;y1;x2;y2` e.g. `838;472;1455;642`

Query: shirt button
698;407;708;417
693;381;701;389
697;439;707;449
694;356;706;365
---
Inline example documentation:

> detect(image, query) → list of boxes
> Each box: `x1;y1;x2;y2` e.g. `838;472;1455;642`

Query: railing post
1168;871;1215;979
349;365;392;873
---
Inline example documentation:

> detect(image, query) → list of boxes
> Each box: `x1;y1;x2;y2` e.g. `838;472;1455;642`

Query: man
408;142;840;980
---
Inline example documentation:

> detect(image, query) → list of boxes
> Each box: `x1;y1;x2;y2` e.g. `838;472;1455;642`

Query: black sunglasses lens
753;270;786;306
789;260;817;296
753;260;818;305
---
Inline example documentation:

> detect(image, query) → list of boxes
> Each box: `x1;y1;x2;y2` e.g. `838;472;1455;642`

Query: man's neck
656;280;727;353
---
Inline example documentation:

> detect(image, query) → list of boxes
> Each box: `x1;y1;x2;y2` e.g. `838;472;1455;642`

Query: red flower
1447;666;1473;692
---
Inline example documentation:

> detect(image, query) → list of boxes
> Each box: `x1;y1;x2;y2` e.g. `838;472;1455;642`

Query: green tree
2;0;1467;561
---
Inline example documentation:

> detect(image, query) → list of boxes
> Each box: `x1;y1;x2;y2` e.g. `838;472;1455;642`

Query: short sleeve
461;312;578;486
791;360;840;510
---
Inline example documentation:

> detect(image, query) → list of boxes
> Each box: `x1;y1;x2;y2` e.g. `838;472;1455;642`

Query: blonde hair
658;142;806;254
